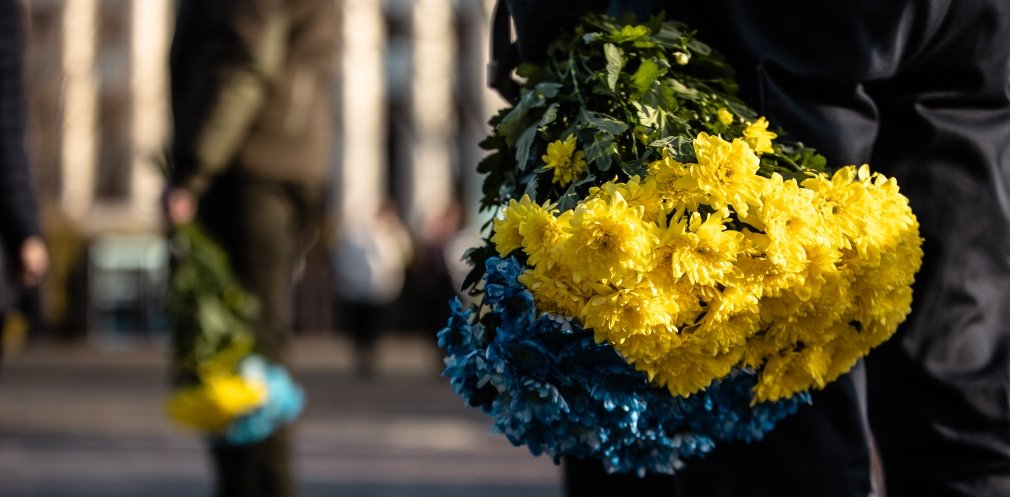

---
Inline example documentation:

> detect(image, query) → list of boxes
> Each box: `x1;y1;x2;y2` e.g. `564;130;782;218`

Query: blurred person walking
331;200;413;379
0;0;49;367
164;0;336;495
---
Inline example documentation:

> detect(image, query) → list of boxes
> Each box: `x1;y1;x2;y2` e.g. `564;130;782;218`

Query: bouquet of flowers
164;222;303;446
439;13;922;475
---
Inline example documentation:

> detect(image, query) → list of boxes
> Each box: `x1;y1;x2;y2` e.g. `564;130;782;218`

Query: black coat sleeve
504;0;610;62
0;0;40;250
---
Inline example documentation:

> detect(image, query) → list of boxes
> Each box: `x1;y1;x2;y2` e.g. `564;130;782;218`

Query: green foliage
164;222;259;383
467;12;828;291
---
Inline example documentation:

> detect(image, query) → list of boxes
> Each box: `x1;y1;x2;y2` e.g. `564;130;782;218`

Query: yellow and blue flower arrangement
164;222;303;446
439;13;923;474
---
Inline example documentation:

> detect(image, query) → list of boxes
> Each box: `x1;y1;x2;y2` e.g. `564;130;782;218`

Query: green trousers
199;174;321;497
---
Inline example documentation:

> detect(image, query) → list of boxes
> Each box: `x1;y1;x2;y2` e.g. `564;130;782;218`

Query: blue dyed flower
217;356;304;447
439;256;812;475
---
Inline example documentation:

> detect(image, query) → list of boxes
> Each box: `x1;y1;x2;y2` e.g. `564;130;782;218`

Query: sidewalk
0;333;562;497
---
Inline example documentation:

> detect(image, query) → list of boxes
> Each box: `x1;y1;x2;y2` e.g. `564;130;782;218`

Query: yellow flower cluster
542;134;588;186
492;129;922;402
167;373;267;432
166;337;266;432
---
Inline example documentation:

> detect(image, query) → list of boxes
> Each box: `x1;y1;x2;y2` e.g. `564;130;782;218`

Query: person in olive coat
165;0;337;495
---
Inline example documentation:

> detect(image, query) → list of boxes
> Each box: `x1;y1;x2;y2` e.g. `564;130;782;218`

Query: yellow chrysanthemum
854;165;920;263
558;193;658;284
750;173;826;269
754;344;832;402
651;336;745;397
491;195;538;256
846;227;922;344
589;176;666;224
518;264;587;318
693;305;761;354
167;373;267;432
702;283;762;326
674;132;764;217
665;209;744;287
581;279;678;345
518;202;570;268
716;107;734;126
647;154;709;213
802;167;873;250
542;134;587;186
743;117;777;155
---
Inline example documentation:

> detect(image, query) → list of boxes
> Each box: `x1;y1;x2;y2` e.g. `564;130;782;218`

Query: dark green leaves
473;11;827;234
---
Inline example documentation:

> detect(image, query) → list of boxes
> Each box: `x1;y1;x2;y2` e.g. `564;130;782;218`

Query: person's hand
163;187;198;227
19;236;48;287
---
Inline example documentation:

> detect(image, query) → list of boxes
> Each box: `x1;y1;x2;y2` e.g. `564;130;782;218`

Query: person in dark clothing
164;1;336;496
493;1;1010;496
0;0;49;365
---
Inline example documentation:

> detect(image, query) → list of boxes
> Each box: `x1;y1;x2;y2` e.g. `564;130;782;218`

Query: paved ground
0;334;562;497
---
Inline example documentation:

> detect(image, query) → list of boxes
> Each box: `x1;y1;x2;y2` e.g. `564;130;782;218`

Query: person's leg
868;336;1010;497
670;369;874;497
563;457;675;497
211;426;295;497
345;301;381;379
201;178;304;497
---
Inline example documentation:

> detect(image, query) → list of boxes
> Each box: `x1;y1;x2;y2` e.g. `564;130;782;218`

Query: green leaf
610;25;651;44
498;82;561;144
622;158;648;178
523;171;540;199
461;244;497;292
476;149;502;174
669;78;701;100
631;58;666;96
556;174;597;212
603;43;625;91
632;101;662;128
651;135;696;162
514;124;539;170
585;134;616;171
579;108;629;135
513;103;559;171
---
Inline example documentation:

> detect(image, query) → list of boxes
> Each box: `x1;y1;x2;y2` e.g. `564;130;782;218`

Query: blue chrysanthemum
217;356;305;447
439;257;810;475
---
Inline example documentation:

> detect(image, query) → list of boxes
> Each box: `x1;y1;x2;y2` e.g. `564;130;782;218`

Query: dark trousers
212;426;294;497
200;174;321;497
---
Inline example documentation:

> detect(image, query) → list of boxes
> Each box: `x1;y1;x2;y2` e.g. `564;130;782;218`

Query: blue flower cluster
217;356;305;447
439;257;811;475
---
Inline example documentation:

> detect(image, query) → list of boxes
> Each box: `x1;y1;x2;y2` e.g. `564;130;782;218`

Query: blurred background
0;0;562;495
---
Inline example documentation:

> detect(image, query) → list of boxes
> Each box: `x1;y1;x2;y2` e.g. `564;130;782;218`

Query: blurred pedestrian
332;200;413;379
411;200;463;342
164;0;336;495
0;0;49;367
493;1;1010;496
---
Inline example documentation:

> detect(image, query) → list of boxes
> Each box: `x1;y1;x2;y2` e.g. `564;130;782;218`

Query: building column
405;0;455;234
128;0;171;232
60;0;98;220
335;0;387;228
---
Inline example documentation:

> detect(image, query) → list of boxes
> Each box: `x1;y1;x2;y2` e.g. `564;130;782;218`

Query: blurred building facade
17;0;501;341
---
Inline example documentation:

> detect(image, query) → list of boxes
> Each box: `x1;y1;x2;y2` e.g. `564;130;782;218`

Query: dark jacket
170;0;337;195
0;0;41;311
504;1;1010;496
